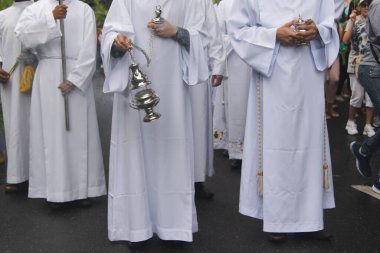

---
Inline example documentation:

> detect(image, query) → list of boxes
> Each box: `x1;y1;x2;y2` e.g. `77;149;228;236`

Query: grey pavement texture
1;71;380;253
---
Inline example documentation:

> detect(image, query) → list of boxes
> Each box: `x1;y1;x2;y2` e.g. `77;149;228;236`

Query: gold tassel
257;168;263;196
323;163;330;190
20;65;35;93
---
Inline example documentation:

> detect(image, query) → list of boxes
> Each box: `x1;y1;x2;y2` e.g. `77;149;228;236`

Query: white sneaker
363;124;376;137
346;121;358;135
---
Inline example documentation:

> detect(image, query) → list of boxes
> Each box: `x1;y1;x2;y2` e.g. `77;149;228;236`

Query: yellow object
323;163;330;190
20;65;34;93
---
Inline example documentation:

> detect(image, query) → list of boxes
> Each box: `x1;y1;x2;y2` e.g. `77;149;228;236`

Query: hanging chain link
129;5;162;67
130;42;151;66
147;31;155;65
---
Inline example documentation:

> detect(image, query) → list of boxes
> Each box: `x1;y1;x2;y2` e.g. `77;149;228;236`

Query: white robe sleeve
226;0;279;77
66;7;96;92
311;0;339;70
14;4;61;49
204;0;226;76
101;0;135;93
181;0;209;86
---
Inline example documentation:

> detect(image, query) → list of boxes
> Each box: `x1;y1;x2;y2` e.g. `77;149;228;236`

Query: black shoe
78;198;92;208
47;201;64;210
222;150;229;158
267;233;287;243
4;181;28;194
306;229;333;240
350;141;372;177
161;240;187;247
195;182;214;200
127;241;148;248
4;184;20;193
230;159;242;170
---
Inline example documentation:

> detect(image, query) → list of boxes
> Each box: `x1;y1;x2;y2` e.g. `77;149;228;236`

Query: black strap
370;43;380;65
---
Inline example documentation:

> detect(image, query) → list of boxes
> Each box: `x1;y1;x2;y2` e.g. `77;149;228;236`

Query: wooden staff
59;0;70;131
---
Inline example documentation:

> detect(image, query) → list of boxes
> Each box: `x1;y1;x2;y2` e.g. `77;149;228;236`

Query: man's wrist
172;27;179;38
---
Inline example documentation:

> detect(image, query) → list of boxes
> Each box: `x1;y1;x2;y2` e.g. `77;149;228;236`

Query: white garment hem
6;176;29;184
28;185;107;202
154;227;194;242
263;223;324;233
228;152;243;160
322;194;336;209
108;228;153;242
108;227;195;242
239;206;263;220
213;141;228;150
228;143;244;159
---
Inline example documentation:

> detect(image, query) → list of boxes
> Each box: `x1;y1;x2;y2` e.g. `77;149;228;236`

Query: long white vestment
227;0;337;233
0;1;33;184
213;0;251;160
15;0;106;202
192;0;226;183
101;0;209;242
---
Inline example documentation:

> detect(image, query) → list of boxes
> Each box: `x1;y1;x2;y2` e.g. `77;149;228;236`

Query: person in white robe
14;0;106;206
213;0;251;170
101;0;209;243
227;0;338;242
192;0;226;200
0;0;33;193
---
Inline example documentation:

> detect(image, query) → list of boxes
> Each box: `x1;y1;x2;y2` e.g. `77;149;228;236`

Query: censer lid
135;89;156;101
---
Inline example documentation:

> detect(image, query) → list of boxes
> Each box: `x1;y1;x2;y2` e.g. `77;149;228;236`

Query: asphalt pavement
1;71;380;253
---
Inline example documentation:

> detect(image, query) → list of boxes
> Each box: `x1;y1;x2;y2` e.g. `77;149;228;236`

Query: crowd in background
328;0;377;138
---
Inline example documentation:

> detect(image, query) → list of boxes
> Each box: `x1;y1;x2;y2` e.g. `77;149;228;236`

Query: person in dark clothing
350;0;380;194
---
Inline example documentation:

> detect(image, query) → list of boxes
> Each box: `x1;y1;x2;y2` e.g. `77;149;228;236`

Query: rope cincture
323;116;330;190
257;72;263;197
255;74;329;194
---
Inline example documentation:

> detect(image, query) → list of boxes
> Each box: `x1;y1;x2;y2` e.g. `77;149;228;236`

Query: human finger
115;34;132;51
0;76;9;83
283;19;298;28
0;70;10;83
147;22;157;30
0;68;10;77
297;29;317;42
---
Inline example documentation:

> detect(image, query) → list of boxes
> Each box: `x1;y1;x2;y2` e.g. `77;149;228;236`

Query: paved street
1;71;380;253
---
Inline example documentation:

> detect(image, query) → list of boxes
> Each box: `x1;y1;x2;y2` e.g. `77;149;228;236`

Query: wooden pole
59;0;70;131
